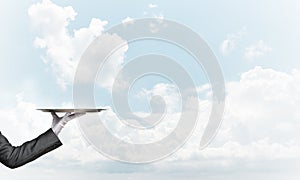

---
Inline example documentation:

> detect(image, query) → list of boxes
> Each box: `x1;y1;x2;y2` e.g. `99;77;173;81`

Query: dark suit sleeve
0;128;62;169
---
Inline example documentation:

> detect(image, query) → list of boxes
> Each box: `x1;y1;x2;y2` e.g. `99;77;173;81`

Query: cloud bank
28;0;127;90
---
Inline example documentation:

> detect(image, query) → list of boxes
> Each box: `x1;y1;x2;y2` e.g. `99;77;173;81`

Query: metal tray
37;108;106;113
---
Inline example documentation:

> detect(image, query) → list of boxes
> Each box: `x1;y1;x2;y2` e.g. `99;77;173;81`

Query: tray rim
37;108;106;113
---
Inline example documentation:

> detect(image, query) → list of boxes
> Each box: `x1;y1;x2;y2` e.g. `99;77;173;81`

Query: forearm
0;128;62;169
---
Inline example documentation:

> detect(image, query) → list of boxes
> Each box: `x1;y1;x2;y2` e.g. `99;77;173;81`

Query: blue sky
0;0;300;179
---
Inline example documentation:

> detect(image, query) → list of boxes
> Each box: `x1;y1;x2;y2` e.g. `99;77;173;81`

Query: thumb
51;112;59;119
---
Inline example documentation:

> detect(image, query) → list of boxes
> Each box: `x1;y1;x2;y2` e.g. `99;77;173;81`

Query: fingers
62;112;71;120
62;112;86;121
63;112;72;117
51;111;59;119
68;112;86;119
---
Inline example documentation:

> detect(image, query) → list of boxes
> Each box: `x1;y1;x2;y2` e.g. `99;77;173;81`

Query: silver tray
37;108;106;113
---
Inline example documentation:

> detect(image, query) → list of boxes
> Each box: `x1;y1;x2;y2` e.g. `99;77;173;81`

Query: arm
0;112;85;169
0;128;62;169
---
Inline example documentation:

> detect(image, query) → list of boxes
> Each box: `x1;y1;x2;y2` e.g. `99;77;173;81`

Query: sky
0;0;300;179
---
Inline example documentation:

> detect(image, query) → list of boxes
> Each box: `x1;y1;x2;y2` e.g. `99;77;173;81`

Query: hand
51;112;86;135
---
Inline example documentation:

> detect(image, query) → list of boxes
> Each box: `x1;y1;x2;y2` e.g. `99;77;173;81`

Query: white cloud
148;3;158;8
148;66;300;179
136;83;181;114
1;66;300;178
69;66;300;166
77;33;128;90
28;0;77;36
201;66;300;159
220;27;246;55
0;93;50;144
75;83;184;146
122;17;135;26
28;0;127;90
245;40;272;60
74;66;300;165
